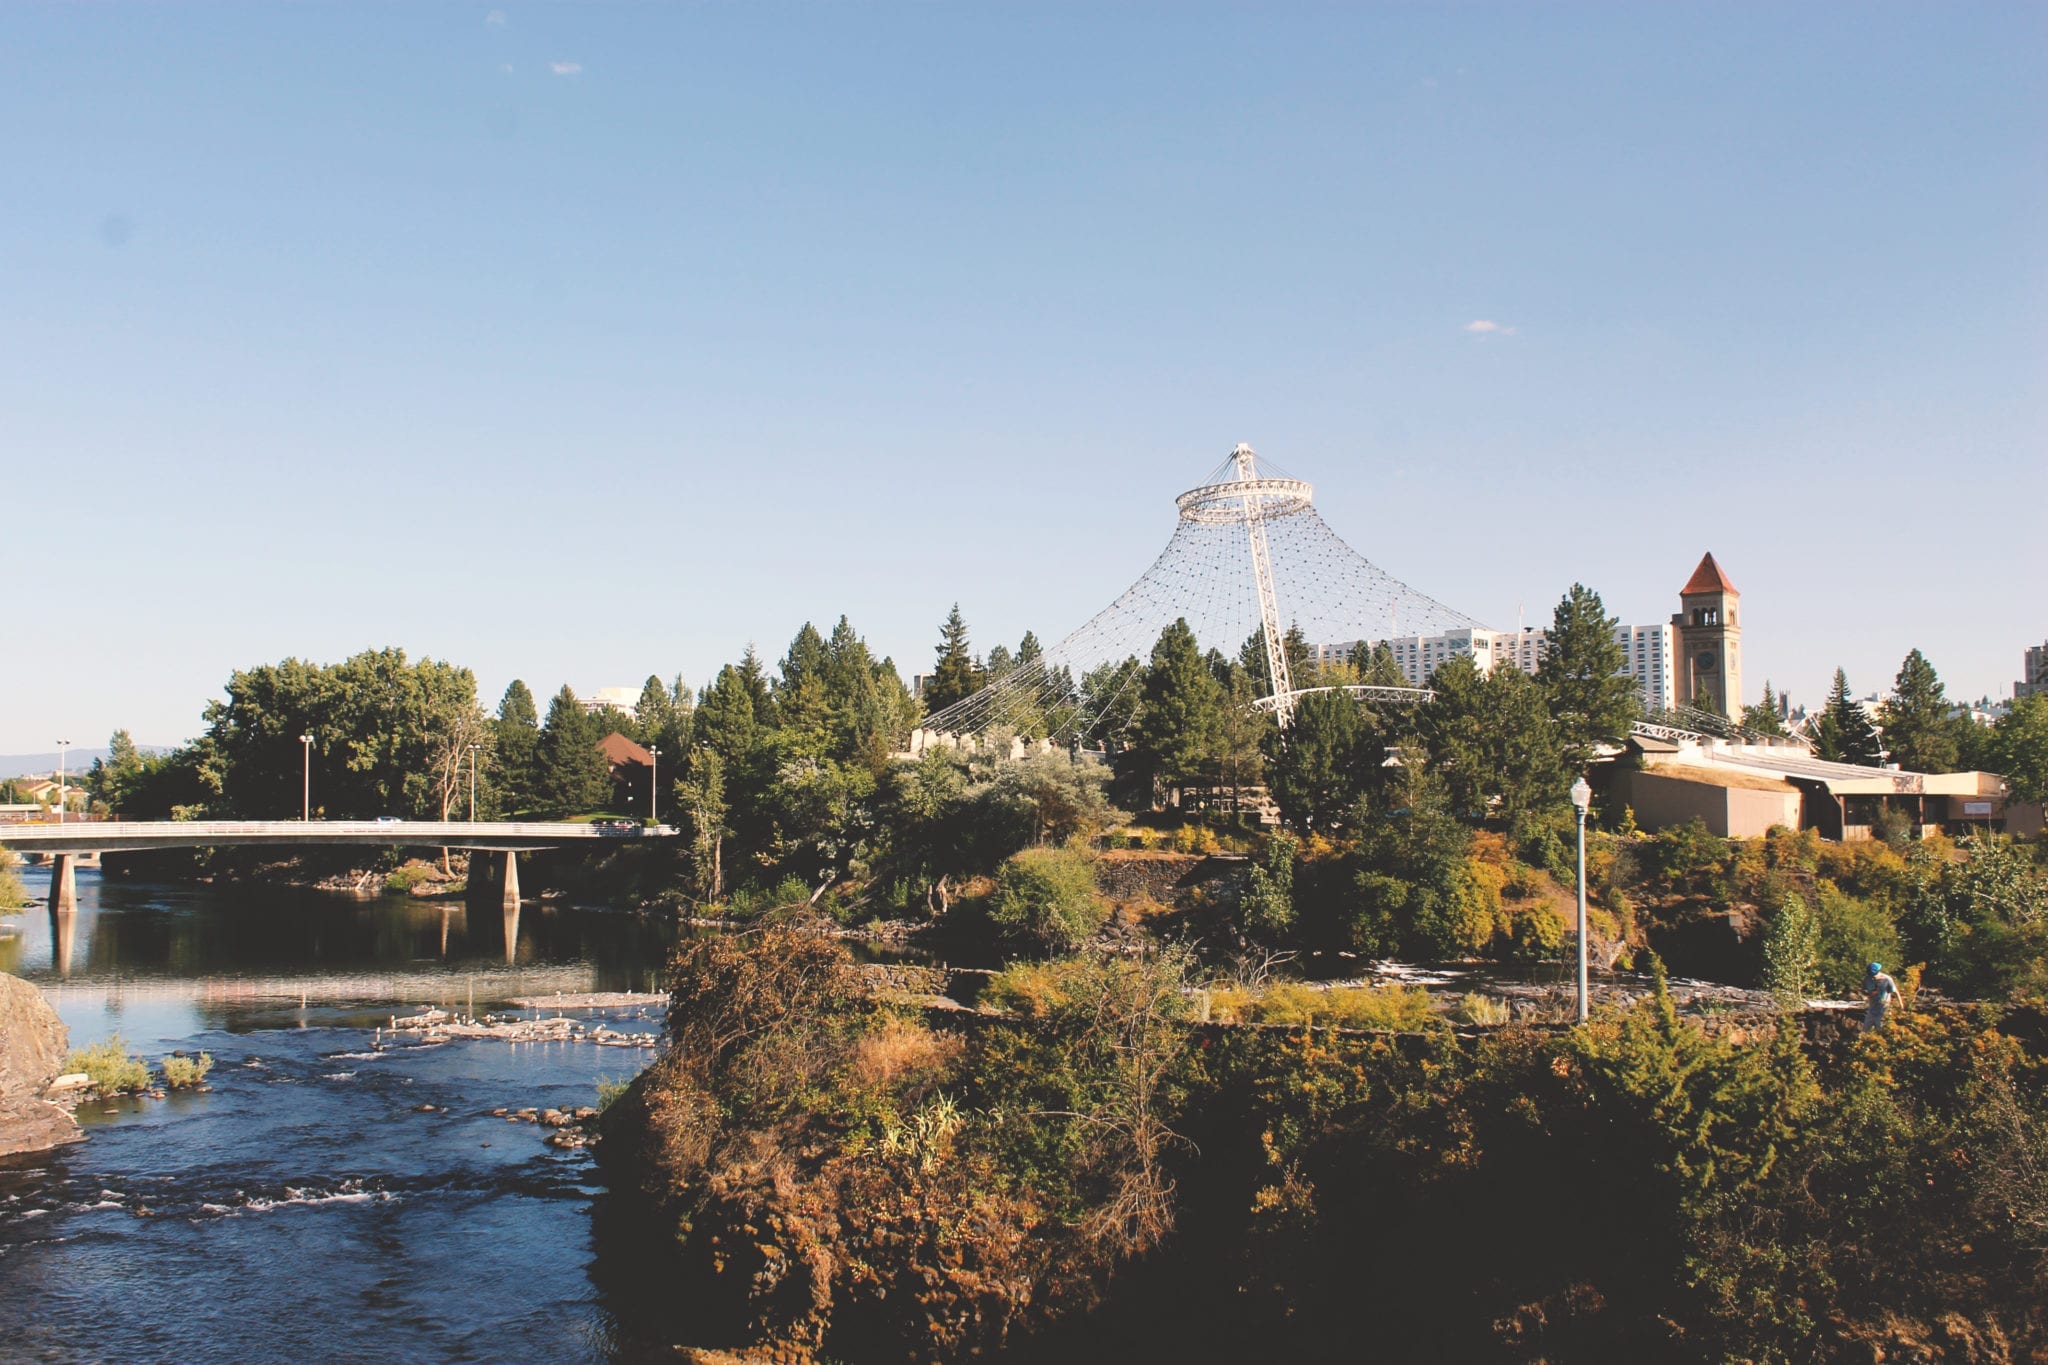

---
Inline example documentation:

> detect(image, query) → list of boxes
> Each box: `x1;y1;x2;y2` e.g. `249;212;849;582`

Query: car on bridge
592;818;642;835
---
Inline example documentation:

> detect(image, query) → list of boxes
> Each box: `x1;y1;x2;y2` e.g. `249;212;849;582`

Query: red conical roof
1681;552;1738;597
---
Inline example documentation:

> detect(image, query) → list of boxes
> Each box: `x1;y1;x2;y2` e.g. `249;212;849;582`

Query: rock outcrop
0;973;85;1157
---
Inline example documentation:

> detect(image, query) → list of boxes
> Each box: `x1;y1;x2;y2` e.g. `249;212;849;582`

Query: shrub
1812;883;1902;997
1245;983;1439;1031
595;1075;633;1112
1451;992;1511;1026
0;848;27;911
161;1052;213;1088
989;846;1108;952
68;1036;151;1095
383;863;434;894
1240;834;1298;940
1760;894;1822;1003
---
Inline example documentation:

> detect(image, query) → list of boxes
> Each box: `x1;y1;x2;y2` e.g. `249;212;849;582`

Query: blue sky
3;4;2043;752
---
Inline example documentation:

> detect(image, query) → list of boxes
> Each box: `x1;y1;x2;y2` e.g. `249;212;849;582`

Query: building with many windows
1318;621;1675;711
2019;642;2048;700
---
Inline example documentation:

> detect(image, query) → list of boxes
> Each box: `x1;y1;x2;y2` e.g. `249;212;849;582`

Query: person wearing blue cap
1862;962;1899;1031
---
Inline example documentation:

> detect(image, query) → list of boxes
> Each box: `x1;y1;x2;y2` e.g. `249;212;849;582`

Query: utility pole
468;744;479;821
649;746;660;823
301;734;314;821
1570;777;1592;1022
55;739;70;824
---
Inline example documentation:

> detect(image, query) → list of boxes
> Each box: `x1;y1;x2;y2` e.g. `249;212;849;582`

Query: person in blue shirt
1862;962;1900;1031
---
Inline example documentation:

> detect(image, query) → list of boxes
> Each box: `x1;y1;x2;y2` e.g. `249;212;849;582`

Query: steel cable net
919;447;1487;745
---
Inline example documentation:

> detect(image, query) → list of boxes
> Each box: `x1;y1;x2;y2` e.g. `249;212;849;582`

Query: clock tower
1673;553;1742;720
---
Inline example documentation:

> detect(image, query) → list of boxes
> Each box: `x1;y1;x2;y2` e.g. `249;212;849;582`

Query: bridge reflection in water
0;862;678;1023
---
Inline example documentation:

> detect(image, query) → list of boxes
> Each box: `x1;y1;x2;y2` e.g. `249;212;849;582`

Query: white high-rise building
1315;622;1675;711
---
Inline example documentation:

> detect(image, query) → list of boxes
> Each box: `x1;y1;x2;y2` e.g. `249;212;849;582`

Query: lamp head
1569;777;1592;814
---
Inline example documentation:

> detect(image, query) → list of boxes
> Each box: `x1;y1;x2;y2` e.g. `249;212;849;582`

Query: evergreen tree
1214;668;1272;816
1361;642;1408;689
1080;656;1143;745
494;681;543;814
1742;682;1790;737
695;665;759;772
90;728;146;812
735;645;776;728
533;686;610;816
1538;584;1638;768
924;604;983;713
1815;669;1884;766
1016;631;1043;665
1129;619;1225;804
1266;688;1366;832
1238;624;1315;697
634;674;677;745
775;623;835;761
1418;656;1565;825
985;643;1015;679
1881;649;1962;774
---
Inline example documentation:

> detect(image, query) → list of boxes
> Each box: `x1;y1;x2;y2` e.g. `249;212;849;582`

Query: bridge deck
0;820;678;854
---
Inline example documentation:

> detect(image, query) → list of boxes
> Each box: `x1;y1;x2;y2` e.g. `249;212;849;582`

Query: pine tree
1741;682;1790;737
1362;641;1408;689
1538;583;1637;768
1815;669;1884;766
634;674;675;744
494;680;541;814
1016;631;1043;665
534;686;610;816
1265;688;1366;832
694;665;759;771
1881;649;1961;774
1129;618;1225;804
923;604;983;713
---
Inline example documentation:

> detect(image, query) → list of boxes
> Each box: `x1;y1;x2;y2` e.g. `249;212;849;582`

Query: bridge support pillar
500;850;520;912
48;853;76;914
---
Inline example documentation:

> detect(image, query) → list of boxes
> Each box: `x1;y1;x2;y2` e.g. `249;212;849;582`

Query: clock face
1696;651;1718;673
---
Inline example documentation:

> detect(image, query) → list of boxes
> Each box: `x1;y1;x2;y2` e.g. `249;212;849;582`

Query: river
0;862;688;1362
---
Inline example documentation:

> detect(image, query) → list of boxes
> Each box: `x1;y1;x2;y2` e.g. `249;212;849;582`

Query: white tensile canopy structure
915;445;1485;747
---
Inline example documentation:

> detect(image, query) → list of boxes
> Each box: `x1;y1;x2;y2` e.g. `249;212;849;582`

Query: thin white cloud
549;61;582;76
484;9;507;25
1464;320;1517;336
499;63;514;75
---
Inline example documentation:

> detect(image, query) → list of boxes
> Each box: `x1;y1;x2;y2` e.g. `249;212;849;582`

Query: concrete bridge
0;820;677;915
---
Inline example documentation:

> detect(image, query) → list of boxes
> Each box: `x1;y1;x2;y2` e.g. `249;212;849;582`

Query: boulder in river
0;973;86;1157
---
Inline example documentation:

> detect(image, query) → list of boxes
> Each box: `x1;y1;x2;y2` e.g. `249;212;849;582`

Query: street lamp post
1570;776;1592;1023
649;746;660;824
55;739;71;825
300;734;314;821
468;744;479;821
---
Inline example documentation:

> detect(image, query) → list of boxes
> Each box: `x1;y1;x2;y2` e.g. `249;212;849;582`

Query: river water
0;863;687;1362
